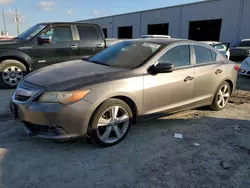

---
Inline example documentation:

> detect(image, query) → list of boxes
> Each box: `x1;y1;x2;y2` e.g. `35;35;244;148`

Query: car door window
157;45;190;67
42;26;73;43
77;26;98;41
194;45;216;64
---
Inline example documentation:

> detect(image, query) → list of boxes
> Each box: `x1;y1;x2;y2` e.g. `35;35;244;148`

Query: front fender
0;48;33;70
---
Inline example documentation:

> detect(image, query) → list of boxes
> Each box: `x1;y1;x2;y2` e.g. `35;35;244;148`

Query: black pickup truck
0;22;122;88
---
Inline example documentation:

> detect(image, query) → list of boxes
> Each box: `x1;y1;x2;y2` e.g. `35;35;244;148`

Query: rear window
77;26;98;41
194;45;216;64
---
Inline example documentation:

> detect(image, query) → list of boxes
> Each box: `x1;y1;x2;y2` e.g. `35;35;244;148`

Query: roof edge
77;0;219;22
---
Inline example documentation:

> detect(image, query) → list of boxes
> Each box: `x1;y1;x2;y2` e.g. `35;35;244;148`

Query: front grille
230;56;247;62
15;94;31;102
14;87;39;102
23;122;67;136
231;49;247;56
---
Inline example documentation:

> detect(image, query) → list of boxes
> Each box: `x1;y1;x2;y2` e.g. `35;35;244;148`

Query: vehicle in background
10;39;238;147
202;41;230;59
230;39;250;62
239;57;250;76
0;22;122;88
0;35;14;40
140;35;171;39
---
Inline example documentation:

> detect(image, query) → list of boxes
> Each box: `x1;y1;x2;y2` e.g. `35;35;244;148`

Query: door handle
184;76;194;82
97;43;104;48
70;44;78;50
215;69;223;74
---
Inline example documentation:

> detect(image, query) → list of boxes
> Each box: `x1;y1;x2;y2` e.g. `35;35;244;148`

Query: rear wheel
89;99;133;147
210;81;231;111
0;60;27;89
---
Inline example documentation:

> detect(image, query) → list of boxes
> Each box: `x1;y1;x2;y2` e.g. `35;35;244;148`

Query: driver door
29;25;78;69
143;45;195;115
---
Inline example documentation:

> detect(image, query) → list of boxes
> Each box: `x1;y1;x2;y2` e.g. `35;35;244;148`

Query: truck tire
0;59;27;89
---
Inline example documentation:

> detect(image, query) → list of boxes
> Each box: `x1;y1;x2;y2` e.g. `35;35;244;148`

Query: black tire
89;98;133;147
0;59;27;89
209;81;231;111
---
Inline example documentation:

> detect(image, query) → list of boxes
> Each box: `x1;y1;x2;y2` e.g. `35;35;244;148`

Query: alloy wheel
97;106;130;144
217;84;230;108
2;66;23;86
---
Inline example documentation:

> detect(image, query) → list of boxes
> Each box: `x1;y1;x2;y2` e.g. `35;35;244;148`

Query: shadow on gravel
0;116;250;188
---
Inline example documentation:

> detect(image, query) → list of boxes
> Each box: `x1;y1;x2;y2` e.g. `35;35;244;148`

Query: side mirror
38;36;51;44
148;63;174;74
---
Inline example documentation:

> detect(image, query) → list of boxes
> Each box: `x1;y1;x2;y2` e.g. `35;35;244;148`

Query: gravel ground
0;76;249;188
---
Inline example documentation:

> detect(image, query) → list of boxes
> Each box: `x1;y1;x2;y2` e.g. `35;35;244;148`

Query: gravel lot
0;75;250;188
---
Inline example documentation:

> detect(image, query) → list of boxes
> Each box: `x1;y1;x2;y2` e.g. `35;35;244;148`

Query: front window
17;24;47;40
88;41;163;69
157;45;190;67
41;26;73;43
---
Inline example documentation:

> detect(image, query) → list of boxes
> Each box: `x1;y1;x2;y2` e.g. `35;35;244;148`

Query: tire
89;98;133;147
209;81;231;111
0;59;27;89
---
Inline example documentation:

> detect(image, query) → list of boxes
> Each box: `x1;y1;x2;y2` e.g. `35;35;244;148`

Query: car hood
24;60;129;91
0;39;24;46
231;47;250;50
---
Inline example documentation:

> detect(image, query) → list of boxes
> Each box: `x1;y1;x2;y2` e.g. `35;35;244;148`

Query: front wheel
89;99;133;147
210;81;231;111
0;60;27;89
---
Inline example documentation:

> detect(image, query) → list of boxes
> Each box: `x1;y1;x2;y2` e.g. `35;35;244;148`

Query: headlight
38;89;91;104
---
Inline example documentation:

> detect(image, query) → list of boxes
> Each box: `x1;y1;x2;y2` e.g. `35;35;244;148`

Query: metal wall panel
112;13;141;38
238;0;250;41
102;17;113;38
79;0;248;44
181;0;241;44
141;7;181;38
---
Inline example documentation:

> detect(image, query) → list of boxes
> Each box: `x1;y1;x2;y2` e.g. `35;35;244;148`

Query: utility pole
2;8;6;35
14;8;20;35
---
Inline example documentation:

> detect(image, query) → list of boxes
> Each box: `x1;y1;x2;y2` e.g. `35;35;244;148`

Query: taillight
234;64;239;71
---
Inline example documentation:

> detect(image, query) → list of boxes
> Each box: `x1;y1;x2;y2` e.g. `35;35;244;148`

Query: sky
0;0;204;36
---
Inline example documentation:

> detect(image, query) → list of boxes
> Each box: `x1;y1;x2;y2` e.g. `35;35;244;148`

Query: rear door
74;24;105;59
192;45;226;106
30;24;78;69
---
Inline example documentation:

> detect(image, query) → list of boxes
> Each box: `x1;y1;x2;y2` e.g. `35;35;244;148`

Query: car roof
140;35;171;38
126;38;206;46
241;39;250;41
37;22;98;26
201;41;220;44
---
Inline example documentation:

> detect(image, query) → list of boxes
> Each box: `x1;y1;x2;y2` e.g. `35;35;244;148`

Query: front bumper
10;97;95;141
238;68;250;77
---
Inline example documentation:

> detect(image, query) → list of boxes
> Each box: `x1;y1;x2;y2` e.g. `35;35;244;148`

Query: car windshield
17;24;47;40
88;41;163;69
214;44;226;51
235;41;250;47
